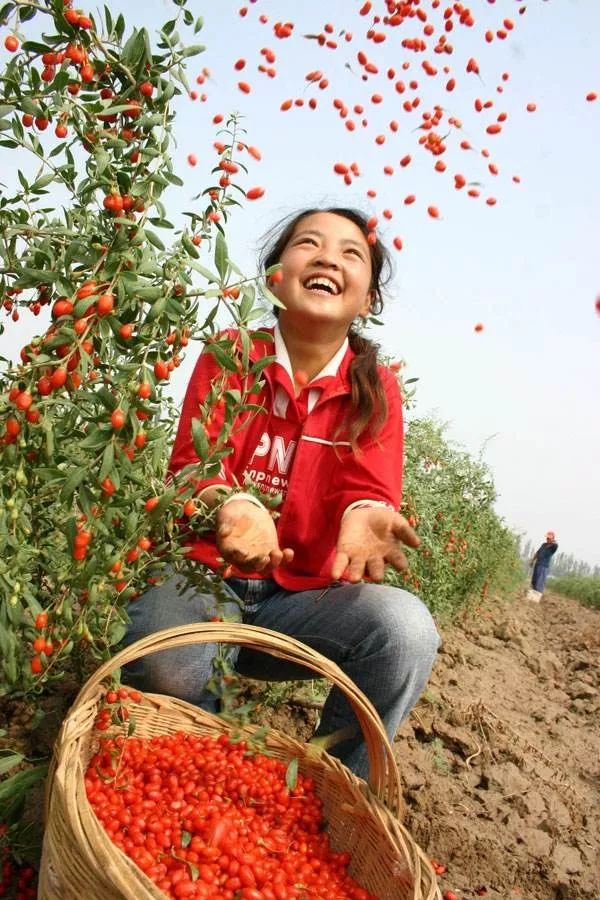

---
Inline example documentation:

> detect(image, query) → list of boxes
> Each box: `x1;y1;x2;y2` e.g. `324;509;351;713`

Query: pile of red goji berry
85;732;379;899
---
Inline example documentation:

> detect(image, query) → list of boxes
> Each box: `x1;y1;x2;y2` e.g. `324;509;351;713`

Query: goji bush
546;575;600;611
0;0;280;698
394;415;523;620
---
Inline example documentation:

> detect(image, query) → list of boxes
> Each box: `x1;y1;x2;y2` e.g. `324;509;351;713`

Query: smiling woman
122;206;441;780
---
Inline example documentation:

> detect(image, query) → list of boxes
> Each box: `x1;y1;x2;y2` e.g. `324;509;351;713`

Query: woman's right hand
215;500;294;574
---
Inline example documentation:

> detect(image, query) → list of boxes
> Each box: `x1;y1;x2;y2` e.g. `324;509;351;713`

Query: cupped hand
215;499;294;574
331;506;420;583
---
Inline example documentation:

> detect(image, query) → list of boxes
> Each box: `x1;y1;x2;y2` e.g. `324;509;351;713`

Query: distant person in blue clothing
530;531;558;594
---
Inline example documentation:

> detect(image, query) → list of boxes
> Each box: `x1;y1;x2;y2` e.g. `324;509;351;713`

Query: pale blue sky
2;1;599;564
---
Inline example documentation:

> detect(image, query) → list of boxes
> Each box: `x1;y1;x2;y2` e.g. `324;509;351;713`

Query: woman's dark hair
259;207;394;449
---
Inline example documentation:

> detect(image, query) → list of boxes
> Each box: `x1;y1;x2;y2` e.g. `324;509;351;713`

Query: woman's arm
331;371;412;581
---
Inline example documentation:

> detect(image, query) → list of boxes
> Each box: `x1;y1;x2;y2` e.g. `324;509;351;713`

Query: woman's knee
123;573;239;647
122;643;227;706
362;584;440;662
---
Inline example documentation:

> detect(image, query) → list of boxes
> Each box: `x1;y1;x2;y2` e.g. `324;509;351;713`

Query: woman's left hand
331;507;420;583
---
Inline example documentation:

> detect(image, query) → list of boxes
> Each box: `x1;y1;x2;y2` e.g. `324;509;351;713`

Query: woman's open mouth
303;275;341;295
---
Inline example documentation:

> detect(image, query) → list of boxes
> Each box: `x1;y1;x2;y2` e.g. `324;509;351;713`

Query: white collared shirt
272;321;348;417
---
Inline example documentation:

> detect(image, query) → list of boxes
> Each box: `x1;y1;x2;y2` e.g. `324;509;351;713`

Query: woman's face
271;211;374;339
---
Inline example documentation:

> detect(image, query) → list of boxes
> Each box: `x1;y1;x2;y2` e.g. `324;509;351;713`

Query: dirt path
395;591;599;900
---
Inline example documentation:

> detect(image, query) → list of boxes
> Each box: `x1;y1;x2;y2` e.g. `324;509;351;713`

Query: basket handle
73;622;403;815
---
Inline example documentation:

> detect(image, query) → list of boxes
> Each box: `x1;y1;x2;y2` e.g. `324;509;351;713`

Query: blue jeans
121;573;440;779
531;563;549;593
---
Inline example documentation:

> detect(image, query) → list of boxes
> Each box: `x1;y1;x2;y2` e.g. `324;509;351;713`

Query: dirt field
396;590;599;899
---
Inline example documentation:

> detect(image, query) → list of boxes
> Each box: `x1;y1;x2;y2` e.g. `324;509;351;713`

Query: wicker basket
39;622;440;900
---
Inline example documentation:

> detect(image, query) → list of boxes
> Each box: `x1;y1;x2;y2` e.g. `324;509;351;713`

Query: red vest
169;329;404;590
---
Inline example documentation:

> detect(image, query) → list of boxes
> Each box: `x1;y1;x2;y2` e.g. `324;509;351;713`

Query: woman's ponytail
345;329;387;450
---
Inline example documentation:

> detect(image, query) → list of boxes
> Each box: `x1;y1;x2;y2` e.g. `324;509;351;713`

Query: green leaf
96;387;118;411
0;750;23;776
20;97;43;117
97;102;138;116
164;172;184;187
265;263;283;278
52;69;70;92
0;764;48;821
80;427;111;450
65;516;77;556
149;172;169;188
120;28;147;71
32;466;62;482
18;4;35;21
198;305;219;330
181;44;206;58
194;16;204;33
115;12;125;39
285;758;299;791
207;344;238;373
148;217;174;229
145;296;167;321
78;484;96;520
237;287;255;323
261;283;286;310
60;467;87;505
182;233;199;258
21;40;53;53
135;286;164;301
144;230;165;251
30;173;55;191
214;231;228;281
0;7;16;28
96;148;110;176
19;267;58;284
189;260;219;283
145;488;176;519
99;442;115;481
250;355;276;376
181;830;192;848
191;417;209;461
160;81;176;102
